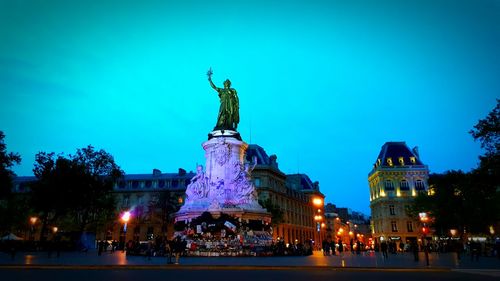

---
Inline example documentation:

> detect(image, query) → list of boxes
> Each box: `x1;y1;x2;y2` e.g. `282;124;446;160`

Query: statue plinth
175;134;270;223
208;129;242;141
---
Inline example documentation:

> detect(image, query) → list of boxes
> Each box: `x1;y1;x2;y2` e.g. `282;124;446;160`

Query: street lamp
29;217;38;241
312;198;323;206
121;211;131;251
419;212;430;266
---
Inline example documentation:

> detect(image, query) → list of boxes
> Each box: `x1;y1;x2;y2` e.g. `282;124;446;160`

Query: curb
0;264;452;272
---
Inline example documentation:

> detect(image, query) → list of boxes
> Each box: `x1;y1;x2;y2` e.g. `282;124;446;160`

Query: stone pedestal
175;132;270;223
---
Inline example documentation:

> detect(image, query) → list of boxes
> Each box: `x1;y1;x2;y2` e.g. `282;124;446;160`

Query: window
122;196;129;207
158;180;165;188
407;221;414;232
389;205;395;215
415;180;425;191
398;157;404;166
132;181;139;189
410;157;416;164
391;221;398;232
145;180;152;188
384;180;394;190
147;227;154;240
254;177;261;187
400;180;410;191
133;226;141;240
118;181;126;189
387;157;393;166
172;180;179;188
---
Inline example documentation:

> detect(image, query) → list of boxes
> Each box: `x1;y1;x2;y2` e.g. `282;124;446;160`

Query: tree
410;100;500;235
470;99;500;155
0;131;26;234
469;99;500;229
259;198;283;227
0;131;21;199
31;145;123;238
470;99;500;178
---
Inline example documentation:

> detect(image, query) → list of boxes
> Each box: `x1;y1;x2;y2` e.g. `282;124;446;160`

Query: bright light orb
312;198;323;206
121;211;131;223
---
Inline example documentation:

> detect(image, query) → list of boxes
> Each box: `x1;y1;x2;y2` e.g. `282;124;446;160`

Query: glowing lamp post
419;212;430;266
313;198;323;206
29;217;38;241
312;197;323;247
121;211;131;251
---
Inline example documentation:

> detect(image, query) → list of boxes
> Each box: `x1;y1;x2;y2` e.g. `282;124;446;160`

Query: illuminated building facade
247;144;325;244
368;142;429;247
111;144;325;244
12;145;325;246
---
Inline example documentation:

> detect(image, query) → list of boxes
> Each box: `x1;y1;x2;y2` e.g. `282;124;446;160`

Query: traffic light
422;226;429;234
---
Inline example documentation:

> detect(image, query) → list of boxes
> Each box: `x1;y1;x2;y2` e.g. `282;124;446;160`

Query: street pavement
0;268;498;281
0;250;499;278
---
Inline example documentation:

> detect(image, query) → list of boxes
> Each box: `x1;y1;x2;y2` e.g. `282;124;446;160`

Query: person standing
338;238;344;257
330;239;336;256
173;236;186;265
166;239;174;264
381;241;388;259
411;240;419;262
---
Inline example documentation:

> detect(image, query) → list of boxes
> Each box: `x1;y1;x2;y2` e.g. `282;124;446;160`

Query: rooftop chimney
412;146;420;158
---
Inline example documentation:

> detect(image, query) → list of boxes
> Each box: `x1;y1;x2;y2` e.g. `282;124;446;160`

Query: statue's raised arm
206;68;240;131
207;67;217;91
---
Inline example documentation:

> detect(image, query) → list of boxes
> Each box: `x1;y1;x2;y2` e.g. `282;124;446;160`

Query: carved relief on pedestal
214;138;231;166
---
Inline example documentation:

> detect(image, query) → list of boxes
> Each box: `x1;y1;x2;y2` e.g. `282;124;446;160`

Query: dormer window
410;157;416;164
387;157;393;166
415;180;425;190
384;180;395;190
400;180;410;190
398;157;404;166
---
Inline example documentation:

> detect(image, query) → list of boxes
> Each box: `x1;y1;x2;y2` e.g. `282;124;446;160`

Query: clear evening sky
1;0;499;215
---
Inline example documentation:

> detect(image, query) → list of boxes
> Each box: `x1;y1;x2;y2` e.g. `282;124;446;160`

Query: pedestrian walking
166;239;174;264
322;239;330;256
173;236;186;264
330;239;336;256
381;241;388;259
411;240;419;262
470;241;479;261
337;238;344;257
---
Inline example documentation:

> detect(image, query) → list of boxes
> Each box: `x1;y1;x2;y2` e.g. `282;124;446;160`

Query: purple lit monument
174;69;270;223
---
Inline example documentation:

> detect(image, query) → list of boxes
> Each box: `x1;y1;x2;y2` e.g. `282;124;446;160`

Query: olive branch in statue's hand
207;67;213;79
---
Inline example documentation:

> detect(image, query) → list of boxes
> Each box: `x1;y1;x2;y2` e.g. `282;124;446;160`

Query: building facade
368;142;429;248
110;168;194;243
246;145;325;245
109;145;325;245
12;144;326;246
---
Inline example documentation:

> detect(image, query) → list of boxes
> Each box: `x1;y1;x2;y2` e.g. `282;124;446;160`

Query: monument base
174;207;271;224
208;129;241;141
174;133;270;228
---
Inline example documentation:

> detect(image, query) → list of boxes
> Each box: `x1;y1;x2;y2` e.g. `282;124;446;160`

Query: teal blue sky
1;0;499;215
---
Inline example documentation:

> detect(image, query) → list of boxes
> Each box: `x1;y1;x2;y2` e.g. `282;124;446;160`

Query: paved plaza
1;250;498;272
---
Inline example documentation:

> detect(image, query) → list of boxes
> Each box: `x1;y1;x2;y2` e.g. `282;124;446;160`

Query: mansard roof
286;173;318;191
122;172;194;181
246;144;271;165
375;141;424;168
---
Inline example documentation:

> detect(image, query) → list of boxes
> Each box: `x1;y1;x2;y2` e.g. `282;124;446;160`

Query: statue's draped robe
215;88;239;130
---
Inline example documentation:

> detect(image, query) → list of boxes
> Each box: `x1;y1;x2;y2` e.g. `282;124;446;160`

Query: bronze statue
207;68;239;131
